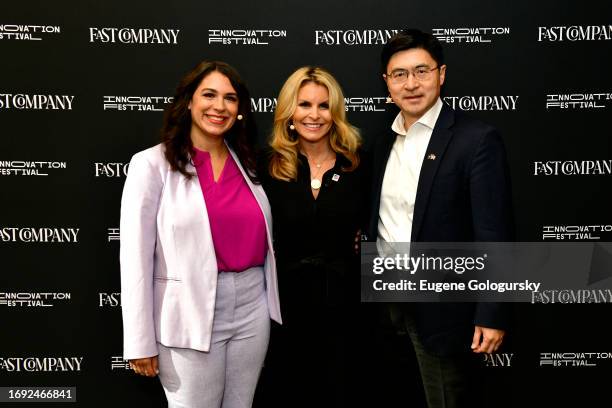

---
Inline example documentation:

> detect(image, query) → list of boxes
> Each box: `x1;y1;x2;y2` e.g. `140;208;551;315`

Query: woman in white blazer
120;60;281;408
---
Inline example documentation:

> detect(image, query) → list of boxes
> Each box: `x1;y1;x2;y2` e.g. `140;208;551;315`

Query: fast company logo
538;25;612;41
533;160;612;176
315;29;399;45
94;162;129;177
443;95;519;111
483;353;514;367
0;356;83;372
99;292;121;307
0;227;80;243
0;93;74;110
89;27;179;44
250;97;277;113
532;290;612;304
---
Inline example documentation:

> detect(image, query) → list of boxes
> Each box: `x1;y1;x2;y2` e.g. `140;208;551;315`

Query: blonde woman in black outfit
259;66;368;407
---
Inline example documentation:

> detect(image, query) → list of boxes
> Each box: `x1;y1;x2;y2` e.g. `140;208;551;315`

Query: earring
237;114;243;120
386;95;393;104
289;123;295;130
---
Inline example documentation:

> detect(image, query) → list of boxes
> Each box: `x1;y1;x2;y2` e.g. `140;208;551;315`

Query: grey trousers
157;267;270;408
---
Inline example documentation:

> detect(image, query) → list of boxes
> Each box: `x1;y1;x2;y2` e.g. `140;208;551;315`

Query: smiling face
189;70;239;144
385;47;446;127
291;81;333;146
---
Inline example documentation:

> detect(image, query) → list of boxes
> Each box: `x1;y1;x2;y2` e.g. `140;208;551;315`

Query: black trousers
404;313;483;408
263;261;352;407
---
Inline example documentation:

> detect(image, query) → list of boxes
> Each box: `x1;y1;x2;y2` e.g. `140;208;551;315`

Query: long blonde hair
269;66;361;181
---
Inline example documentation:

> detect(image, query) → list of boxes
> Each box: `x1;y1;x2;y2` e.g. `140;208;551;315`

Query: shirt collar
391;98;444;136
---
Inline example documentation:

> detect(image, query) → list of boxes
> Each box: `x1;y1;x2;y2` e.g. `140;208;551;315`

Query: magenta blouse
192;148;267;272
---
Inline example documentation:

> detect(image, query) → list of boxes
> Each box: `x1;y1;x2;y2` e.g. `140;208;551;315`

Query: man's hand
130;356;159;377
471;326;504;353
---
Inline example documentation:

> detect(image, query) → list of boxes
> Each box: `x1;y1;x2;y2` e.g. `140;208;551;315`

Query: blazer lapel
411;104;455;241
184;159;209;221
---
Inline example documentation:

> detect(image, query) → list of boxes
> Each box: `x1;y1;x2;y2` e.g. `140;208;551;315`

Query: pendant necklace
306;152;334;190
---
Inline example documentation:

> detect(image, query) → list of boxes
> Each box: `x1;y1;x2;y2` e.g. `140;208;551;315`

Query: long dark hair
161;60;259;182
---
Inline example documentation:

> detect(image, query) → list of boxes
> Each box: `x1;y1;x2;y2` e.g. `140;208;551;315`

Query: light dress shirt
377;98;443;245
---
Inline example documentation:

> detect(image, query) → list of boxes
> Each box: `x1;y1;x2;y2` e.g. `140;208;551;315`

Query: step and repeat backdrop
1;0;612;406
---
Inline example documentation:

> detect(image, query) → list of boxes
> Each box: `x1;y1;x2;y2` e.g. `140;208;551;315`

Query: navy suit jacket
369;103;514;356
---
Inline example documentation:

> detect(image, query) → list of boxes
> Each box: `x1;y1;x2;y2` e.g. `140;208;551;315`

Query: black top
260;151;372;404
261;152;369;271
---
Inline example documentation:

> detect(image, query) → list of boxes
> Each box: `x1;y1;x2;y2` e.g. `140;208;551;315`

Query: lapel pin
427;153;436;160
332;174;340;182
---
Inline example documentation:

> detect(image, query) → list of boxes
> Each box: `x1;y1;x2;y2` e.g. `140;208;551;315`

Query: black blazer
369;103;514;356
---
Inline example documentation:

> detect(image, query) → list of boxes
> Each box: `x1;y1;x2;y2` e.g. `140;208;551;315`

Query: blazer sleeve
468;128;514;242
468;128;514;329
120;151;164;359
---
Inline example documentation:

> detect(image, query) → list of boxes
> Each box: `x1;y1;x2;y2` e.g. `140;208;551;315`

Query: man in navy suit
369;29;513;407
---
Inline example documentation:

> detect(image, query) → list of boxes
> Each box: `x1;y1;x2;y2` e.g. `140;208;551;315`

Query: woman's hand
129;356;159;377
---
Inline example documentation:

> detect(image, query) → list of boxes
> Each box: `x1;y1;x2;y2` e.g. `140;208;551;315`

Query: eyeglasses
384;66;440;84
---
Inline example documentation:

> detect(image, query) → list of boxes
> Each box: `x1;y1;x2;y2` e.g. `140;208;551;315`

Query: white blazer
120;143;281;360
